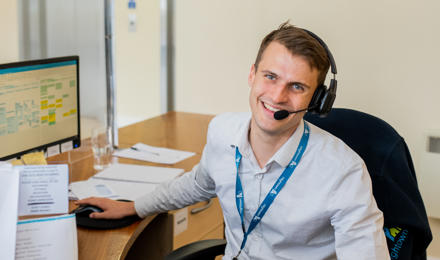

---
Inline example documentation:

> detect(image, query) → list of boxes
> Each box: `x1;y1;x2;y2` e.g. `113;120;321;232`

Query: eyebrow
261;70;312;89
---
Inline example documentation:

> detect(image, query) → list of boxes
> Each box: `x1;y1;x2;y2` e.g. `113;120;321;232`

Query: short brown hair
254;21;330;86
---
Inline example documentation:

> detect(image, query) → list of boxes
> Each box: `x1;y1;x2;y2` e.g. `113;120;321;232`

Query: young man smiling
77;22;390;259
248;40;321;168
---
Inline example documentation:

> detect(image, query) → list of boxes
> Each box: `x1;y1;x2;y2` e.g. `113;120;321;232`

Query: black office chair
165;239;226;260
165;108;432;260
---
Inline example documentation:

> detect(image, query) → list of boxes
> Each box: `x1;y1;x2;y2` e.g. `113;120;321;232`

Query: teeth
263;102;281;112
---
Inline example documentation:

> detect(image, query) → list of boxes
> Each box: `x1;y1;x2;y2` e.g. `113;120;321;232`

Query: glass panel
18;0;108;140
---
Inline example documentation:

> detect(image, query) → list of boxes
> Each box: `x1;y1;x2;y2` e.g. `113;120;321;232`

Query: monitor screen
0;56;81;160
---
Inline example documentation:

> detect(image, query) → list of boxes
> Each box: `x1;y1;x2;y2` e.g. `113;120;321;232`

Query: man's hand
74;197;137;219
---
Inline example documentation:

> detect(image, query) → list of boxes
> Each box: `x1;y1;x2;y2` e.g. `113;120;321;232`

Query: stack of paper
0;163;19;260
0;163;77;260
69;163;184;201
113;143;195;164
16;214;77;260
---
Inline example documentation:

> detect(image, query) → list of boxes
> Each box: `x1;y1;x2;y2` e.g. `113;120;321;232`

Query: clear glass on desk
91;126;113;171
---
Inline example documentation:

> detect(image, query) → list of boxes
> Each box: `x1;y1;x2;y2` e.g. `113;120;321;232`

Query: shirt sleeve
134;128;217;218
330;162;390;260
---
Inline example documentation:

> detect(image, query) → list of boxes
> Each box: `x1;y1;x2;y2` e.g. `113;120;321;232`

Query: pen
130;146;160;156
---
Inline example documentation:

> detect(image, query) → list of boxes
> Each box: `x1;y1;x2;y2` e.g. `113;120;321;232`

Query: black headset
302;29;338;117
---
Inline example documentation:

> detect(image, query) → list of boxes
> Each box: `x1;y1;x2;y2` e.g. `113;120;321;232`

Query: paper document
92;163;183;183
0;163;19;260
69;163;181;201
69;179;118;200
114;143;195;164
69;178;158;201
15;165;69;216
16;214;78;260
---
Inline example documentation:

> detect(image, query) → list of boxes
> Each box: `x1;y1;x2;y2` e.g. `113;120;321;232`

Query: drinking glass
91;126;113;170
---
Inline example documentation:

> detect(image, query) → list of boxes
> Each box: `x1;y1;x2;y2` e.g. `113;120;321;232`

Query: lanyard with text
233;121;310;259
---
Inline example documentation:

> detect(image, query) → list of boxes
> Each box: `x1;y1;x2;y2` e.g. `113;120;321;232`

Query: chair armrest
165;239;227;260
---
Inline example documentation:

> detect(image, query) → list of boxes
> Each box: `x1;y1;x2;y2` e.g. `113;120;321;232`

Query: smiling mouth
262;102;282;113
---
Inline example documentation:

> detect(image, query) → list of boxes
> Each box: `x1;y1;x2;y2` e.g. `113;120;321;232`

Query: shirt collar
271;119;304;168
232;116;305;168
233;114;253;158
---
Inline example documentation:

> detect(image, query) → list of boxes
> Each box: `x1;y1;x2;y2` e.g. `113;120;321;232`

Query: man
77;22;389;259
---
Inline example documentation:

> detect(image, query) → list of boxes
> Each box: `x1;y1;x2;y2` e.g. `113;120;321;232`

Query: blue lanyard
234;121;310;257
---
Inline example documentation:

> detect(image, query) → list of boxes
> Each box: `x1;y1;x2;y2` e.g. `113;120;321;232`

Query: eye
291;83;305;92
264;74;276;80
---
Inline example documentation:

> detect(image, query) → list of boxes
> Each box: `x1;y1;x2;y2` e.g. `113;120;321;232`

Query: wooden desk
48;112;222;259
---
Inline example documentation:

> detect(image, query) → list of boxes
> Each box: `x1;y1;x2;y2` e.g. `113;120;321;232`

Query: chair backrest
304;108;432;260
165;239;227;260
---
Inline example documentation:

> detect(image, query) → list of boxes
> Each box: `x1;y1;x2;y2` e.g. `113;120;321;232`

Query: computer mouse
71;204;103;217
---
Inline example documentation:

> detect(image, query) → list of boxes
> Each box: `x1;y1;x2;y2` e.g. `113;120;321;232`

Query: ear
248;64;256;87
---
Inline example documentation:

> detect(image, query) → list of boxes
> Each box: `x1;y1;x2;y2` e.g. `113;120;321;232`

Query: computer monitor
0;56;81;161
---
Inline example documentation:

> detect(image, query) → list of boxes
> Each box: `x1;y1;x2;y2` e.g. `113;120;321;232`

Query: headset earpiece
316;79;337;117
309;84;326;113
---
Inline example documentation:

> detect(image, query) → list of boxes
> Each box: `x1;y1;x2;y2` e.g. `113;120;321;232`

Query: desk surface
48;111;214;260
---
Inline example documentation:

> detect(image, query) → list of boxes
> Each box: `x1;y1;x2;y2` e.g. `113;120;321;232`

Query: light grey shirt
135;112;390;260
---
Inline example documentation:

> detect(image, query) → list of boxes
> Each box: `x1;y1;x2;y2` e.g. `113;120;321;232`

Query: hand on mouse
74;197;137;219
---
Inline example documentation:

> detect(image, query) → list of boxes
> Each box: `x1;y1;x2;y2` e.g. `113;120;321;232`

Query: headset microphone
273;107;309;120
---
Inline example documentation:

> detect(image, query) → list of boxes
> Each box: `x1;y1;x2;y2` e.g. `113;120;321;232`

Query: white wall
114;0;161;127
0;1;19;62
174;0;440;213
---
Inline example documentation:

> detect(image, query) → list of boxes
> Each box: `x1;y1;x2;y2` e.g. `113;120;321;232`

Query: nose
270;83;288;104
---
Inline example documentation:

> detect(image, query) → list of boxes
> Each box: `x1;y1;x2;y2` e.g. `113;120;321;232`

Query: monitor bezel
0;56;81;161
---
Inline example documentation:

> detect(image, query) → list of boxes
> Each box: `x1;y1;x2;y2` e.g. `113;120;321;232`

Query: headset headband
301;28;337;76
